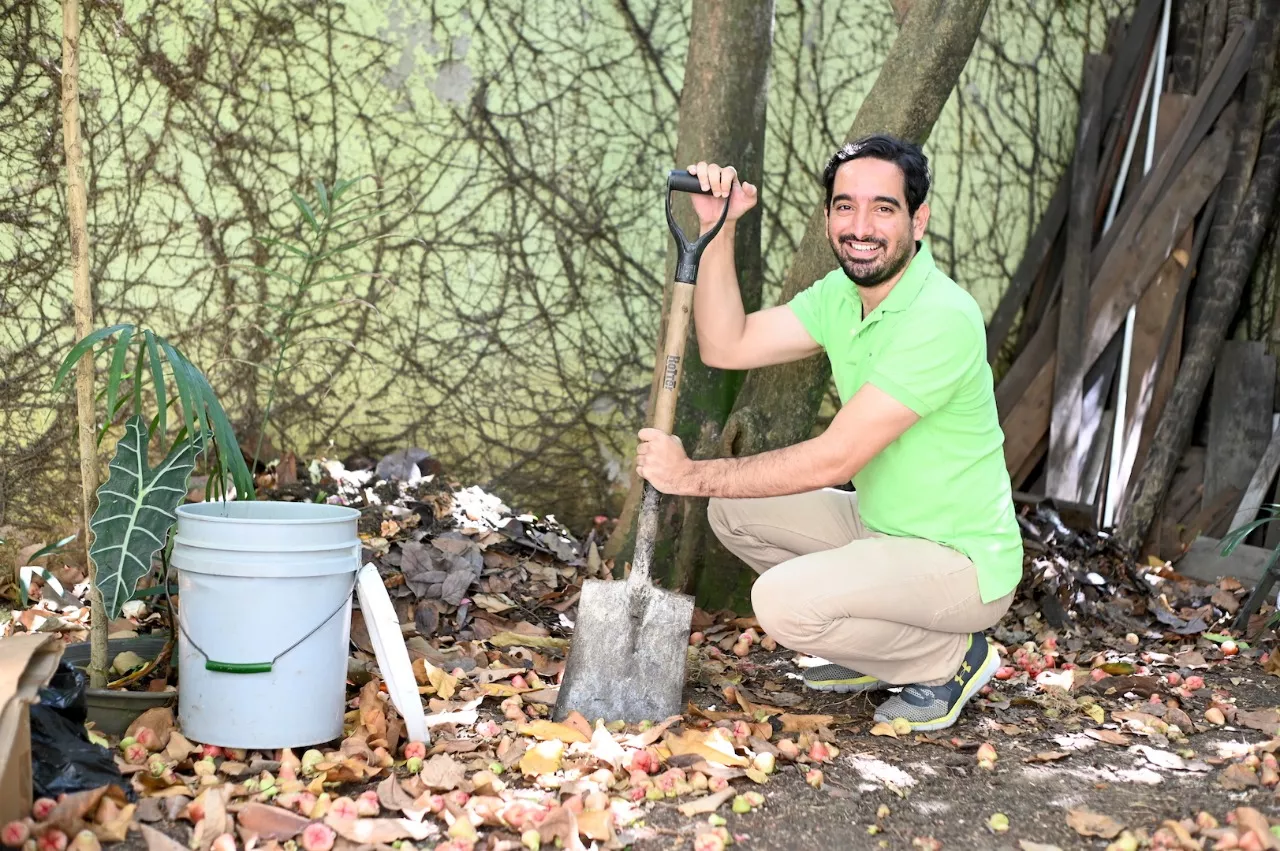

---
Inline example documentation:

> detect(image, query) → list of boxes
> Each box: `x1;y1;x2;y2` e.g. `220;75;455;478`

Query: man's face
825;157;928;288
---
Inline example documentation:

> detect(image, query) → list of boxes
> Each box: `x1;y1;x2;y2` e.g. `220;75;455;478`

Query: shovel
553;169;731;724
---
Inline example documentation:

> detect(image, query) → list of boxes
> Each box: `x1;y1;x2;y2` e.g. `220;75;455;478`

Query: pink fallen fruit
476;721;501;738
805;769;824;789
1167;672;1183;687
688;631;704;646
209;835;235;851
36;830;67;851
808;740;833;762
510;674;529;690
328;797;358;821
31;800;56;822
299;823;335;851
2;821;31;846
708;776;728;793
994;666;1016;680
356;790;380;817
629;749;659;774
693;832;726;851
199;745;224;760
1186;675;1205;691
732;641;750;658
403;741;427;760
134;727;161;752
1090;668;1108;682
122;743;149;765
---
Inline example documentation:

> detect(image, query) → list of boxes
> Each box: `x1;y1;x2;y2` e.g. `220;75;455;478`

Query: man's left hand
636;428;693;494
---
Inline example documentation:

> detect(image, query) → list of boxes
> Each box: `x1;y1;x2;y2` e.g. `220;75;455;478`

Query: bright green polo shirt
787;243;1023;603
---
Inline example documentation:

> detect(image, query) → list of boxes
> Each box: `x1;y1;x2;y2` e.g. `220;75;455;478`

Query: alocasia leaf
90;415;204;618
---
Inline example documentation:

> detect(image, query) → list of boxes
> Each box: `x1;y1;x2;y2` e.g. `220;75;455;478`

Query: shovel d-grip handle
625;173;732;592
666;169;732;284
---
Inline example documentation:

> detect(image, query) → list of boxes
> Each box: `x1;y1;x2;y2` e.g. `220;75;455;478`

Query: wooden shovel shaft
652;281;696;433
629;279;695;589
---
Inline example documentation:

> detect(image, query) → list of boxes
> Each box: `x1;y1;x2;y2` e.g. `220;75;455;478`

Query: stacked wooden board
988;0;1280;560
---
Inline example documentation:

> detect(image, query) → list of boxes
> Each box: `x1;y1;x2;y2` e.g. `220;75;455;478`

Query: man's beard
832;235;912;287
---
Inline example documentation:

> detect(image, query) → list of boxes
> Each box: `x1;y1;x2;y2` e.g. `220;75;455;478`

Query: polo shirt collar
873;241;934;316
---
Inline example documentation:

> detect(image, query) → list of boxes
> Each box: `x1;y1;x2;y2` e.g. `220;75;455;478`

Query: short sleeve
787;276;830;349
867;308;978;415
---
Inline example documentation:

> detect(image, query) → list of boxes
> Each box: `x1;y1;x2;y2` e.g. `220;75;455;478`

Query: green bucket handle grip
204;661;274;674
166;563;357;675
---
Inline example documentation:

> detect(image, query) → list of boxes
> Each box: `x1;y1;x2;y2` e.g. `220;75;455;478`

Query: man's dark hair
821;134;931;216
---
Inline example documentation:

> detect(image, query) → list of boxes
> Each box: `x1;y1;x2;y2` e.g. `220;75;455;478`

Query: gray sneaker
872;632;999;731
804;663;887;693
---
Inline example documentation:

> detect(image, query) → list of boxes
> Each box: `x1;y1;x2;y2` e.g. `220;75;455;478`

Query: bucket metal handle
165;562;357;674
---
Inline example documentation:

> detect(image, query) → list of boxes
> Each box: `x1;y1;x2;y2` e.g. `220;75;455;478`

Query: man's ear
912;202;930;240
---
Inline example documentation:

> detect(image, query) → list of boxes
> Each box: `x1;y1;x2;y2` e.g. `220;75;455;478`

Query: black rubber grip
667;170;714;195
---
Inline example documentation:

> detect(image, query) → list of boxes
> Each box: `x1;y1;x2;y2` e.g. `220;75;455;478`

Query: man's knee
749;567;794;644
706;497;733;544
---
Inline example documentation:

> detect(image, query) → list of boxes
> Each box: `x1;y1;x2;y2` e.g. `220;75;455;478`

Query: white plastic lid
355;562;429;744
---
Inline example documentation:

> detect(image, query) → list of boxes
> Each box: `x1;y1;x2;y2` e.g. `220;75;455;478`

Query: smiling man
634;135;1023;731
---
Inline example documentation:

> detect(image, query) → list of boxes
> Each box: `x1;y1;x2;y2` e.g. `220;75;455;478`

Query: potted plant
51;325;254;735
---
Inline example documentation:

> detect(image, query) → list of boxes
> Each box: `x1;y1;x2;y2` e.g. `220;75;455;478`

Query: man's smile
841;238;885;261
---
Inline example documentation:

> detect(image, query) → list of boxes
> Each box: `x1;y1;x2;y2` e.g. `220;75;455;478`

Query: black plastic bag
30;661;133;801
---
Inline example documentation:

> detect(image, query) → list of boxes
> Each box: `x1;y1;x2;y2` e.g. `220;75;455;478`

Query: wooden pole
61;0;108;688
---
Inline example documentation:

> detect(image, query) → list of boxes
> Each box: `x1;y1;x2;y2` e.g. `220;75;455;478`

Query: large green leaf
89;415;204;618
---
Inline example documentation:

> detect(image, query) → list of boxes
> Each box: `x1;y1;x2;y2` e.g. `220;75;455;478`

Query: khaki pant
708;489;1013;685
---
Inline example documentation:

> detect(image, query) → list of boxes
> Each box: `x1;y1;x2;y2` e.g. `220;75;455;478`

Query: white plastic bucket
170;500;360;749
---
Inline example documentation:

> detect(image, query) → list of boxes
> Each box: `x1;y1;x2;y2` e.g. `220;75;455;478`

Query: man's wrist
700;220;737;238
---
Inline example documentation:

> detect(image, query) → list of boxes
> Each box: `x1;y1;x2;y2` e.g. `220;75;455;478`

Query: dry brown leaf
234;803;309;841
165;732;197;762
139;824;187;851
44;785;128;834
1218;763;1261;790
779;713;834;733
518;720;590;744
1236;708;1280;735
419;754;468;790
126;707;175;746
1230;807;1280;850
622;715;683;748
575;810;615;843
376;775;419;813
1024;751;1071;763
1174;650;1209;669
188;787;230;851
498;737;529;769
537;805;587;851
688;702;747;723
91;800;135;843
326;816;430;844
519;740;566;776
677;789;736;816
1066;808;1123;839
489;631;569;649
663;728;748;767
559;710;593;741
1084;729;1131;746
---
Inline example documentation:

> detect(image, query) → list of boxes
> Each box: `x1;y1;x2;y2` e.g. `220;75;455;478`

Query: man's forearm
681;437;851;498
692;223;748;365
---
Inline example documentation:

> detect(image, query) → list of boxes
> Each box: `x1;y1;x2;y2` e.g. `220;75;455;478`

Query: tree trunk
602;0;774;608
61;0;108;689
1118;115;1280;554
672;0;989;608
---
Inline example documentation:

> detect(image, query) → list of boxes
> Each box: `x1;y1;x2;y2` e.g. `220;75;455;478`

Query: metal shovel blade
552;572;694;724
